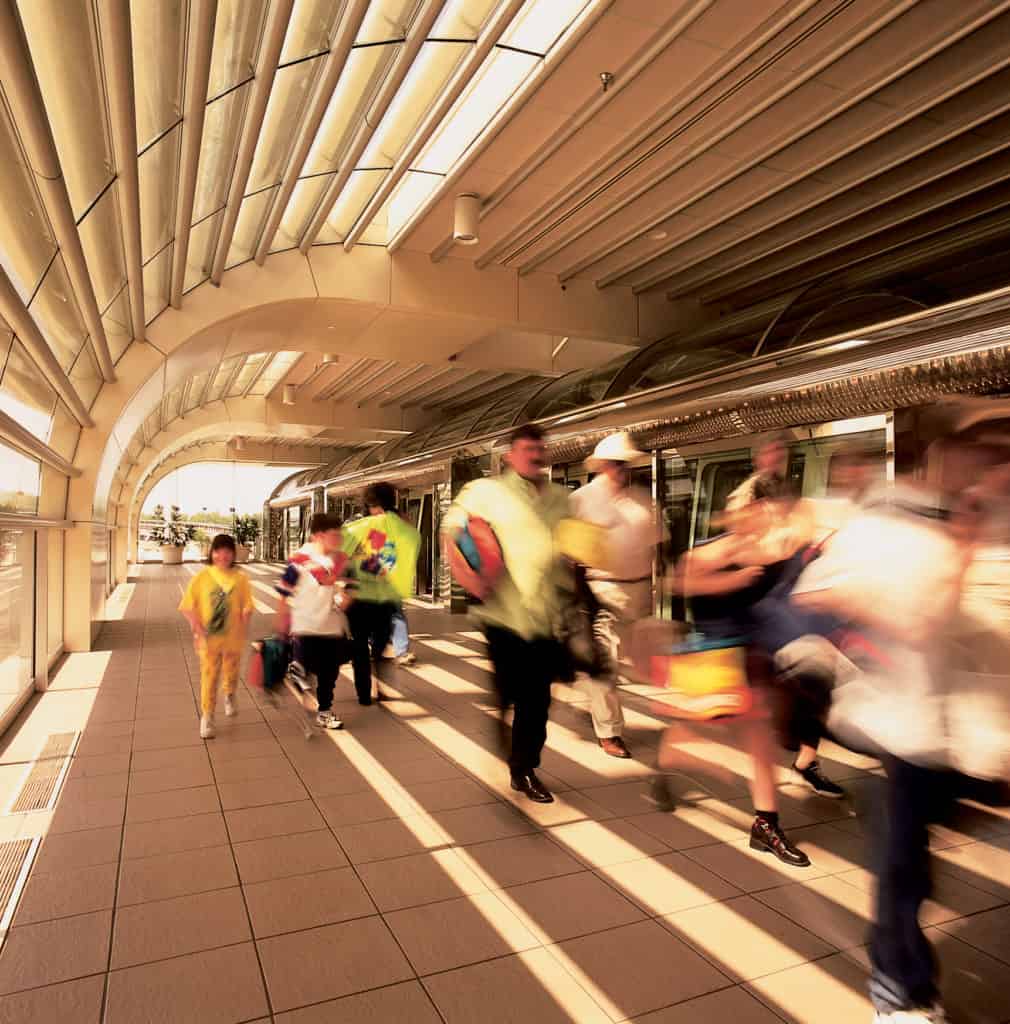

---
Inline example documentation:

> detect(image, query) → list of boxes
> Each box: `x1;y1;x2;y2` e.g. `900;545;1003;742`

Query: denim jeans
392;608;409;658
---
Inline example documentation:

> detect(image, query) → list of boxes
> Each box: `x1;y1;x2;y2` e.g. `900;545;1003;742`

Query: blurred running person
571;432;665;758
342;483;421;704
275;512;353;730
180;534;253;739
443;423;570;803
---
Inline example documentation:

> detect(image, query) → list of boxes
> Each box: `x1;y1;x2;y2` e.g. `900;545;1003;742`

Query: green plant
151;505;196;547
234;514;260;547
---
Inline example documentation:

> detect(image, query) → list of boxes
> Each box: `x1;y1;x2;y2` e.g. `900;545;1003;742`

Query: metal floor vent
0;838;38;948
8;732;78;814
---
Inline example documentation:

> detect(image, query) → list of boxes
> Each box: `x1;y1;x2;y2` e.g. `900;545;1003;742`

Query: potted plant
152;505;195;565
234;514;260;563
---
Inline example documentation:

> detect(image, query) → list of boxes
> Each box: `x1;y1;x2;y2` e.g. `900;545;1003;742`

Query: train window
699;459;752;538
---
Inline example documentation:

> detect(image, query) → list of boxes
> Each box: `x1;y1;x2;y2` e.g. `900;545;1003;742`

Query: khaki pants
579;579;651;739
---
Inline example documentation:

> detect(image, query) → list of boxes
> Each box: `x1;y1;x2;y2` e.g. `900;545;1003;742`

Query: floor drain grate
0;838;37;945
8;733;78;814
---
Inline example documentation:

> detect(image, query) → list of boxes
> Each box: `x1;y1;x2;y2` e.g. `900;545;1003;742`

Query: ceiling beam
341;0;525;251
171;0;218;308
376;364;453;406
386;0;616;255
355;362;427;406
97;0;146;341
465;0;811;270
253;0;371;264
580;2;1010;290
0;0;116;380
209;0;296;284
299;0;448;252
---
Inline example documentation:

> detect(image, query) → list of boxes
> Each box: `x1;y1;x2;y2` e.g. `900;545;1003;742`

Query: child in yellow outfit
179;534;254;739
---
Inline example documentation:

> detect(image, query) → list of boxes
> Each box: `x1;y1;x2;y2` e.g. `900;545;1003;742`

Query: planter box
161;546;183;565
236;544;251;563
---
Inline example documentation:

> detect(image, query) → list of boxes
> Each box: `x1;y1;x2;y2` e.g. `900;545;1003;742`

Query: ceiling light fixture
233;436;246;451
453;193;480;246
282;384;297;405
321;353;338;363
648;229;668;241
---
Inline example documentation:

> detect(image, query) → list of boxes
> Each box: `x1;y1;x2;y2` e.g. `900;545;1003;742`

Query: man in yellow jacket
443;424;570;803
342;482;421;705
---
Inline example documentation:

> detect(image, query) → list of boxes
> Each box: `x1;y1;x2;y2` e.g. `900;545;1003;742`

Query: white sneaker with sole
315;710;343;730
224;694;236;717
873;1006;948;1023
200;714;215;739
397;652;417;666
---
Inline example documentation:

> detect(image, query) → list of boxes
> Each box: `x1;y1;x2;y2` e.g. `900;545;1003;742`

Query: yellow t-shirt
178;567;253;650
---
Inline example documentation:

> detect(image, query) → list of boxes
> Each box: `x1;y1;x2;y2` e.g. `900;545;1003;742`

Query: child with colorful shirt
179;534;254;739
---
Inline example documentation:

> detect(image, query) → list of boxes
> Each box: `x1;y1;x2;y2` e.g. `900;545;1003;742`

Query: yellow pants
198;639;241;716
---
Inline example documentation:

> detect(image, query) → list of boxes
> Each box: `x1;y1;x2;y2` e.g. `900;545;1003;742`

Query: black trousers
346;601;397;703
869;757;964;1014
484;625;557;774
295;634;351;713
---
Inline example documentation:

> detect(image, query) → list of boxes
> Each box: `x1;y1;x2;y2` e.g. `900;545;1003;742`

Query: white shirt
276;543;350;637
570;474;663;581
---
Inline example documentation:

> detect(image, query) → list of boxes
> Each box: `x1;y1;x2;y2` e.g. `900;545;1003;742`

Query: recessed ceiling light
648;229;668;241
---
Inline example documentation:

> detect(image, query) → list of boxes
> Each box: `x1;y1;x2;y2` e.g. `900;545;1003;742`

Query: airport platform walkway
0;564;1009;1023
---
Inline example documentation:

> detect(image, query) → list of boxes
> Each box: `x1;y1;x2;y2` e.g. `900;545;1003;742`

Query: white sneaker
873;1006;947;1023
397;652;417;666
224;694;236;717
315;710;343;730
199;714;215;739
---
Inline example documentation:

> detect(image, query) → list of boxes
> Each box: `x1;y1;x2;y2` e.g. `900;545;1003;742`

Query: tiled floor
0;565;1009;1022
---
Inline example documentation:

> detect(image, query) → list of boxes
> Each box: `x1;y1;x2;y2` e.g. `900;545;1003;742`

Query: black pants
296;634;351;713
869;757;964;1014
484;625;557;774
346;601;396;703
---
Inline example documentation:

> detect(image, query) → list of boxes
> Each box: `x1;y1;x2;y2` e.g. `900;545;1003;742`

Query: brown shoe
599;736;631;758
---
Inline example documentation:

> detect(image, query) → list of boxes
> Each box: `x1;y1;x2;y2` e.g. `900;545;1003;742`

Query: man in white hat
570;432;665;757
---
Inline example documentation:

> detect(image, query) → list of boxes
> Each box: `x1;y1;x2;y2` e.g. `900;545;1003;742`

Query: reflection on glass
0;102;57;301
0;442;41;513
131;0;186;148
163;385;183;424
184;212;224;293
142;408;161;444
17;0;115;217
142;245;173;326
206;355;241;402
248;59;321;193
386;171;441;241
138;126;182;261
0;342;56;441
193;85;250;221
29;256;88;371
78;183;128;310
523;356;629;420
208;0;269;100
183;370;211;411
0;528;35;719
226;189;277;268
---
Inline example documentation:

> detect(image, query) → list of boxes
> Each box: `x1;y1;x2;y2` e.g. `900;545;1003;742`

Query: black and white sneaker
793;759;846;799
315;710;343;730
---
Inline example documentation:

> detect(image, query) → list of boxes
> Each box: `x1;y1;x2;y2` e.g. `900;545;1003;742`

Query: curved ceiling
6;0;1010;524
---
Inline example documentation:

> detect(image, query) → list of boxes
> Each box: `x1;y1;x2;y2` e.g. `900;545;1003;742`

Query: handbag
556;564;604;680
249;635;290;692
649;633;753;721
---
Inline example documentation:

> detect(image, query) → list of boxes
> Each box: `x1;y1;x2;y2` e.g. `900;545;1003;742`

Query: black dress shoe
749;817;810;867
510;771;554;803
642;774;676;813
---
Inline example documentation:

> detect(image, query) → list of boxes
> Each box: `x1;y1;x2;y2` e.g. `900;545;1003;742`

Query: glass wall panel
102;289;134;363
0;342;56;442
47;528;63;661
0;102;57;301
229;353;267;395
78;183;129;310
193;86;251;221
274;175;331;251
48;401;80;463
131;0;187;148
183;369;212;411
226;189;277;268
0;528;35;720
0;441;41;514
184;212;224;293
138;126;182;261
248;59;321;193
209;0;269;99
70;344;103;410
433;0;500;38
29;256;88;371
18;0;115;217
281;0;343;63
142;244;173;325
206;355;241;403
357;0;416;44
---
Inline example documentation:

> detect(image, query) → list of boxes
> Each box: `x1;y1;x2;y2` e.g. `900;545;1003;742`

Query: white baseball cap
587;432;645;468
